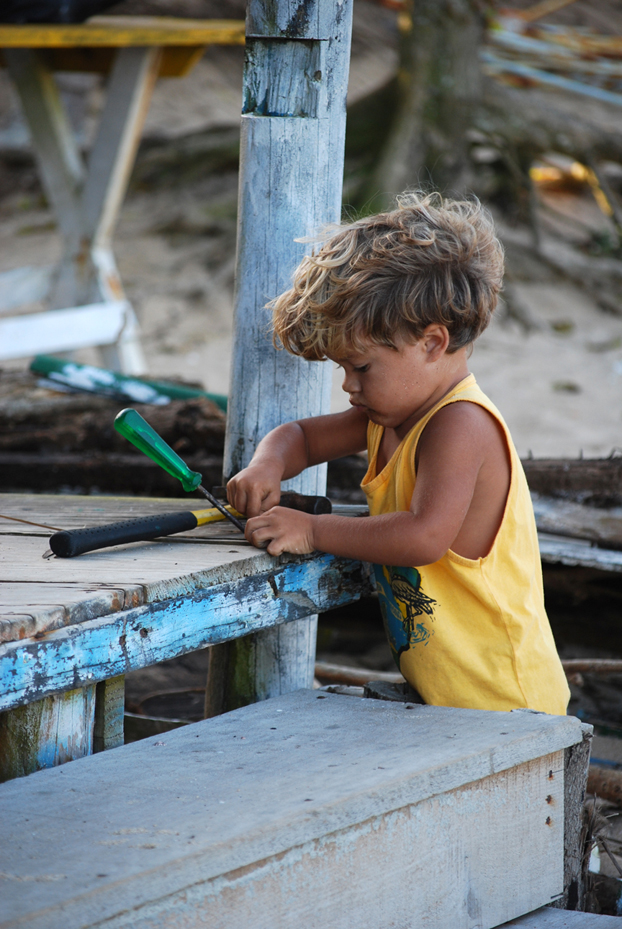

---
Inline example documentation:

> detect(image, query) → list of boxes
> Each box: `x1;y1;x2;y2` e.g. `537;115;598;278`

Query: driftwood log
2;370;622;517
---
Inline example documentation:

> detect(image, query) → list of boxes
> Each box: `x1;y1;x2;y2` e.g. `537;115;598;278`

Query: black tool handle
214;487;332;516
279;492;332;515
49;511;198;558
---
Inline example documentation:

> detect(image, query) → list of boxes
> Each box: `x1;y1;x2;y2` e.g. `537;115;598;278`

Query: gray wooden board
538;534;622;572
532;494;622;549
0;494;370;642
0;551;371;709
0;494;266;639
0;691;584;929
0;492;247;533
500;908;622;926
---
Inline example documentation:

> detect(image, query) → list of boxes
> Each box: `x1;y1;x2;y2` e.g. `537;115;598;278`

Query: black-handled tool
114;408;245;532
278;491;331;515
48;494;332;558
48;506;238;558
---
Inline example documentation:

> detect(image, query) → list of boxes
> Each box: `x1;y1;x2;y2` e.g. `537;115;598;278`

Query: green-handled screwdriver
114;408;245;532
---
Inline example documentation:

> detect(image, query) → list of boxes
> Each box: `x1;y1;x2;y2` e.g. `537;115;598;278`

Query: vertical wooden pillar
93;676;125;753
0;685;96;783
216;0;353;711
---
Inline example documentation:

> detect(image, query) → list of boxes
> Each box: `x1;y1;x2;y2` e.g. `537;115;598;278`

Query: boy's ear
422;325;450;359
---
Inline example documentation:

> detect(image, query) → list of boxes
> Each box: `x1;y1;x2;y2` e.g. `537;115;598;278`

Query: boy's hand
226;464;282;517
245;507;315;556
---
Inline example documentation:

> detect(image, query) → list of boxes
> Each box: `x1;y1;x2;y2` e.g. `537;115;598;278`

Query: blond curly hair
270;191;504;360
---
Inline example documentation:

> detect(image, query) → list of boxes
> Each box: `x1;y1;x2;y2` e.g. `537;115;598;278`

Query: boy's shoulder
419;397;509;467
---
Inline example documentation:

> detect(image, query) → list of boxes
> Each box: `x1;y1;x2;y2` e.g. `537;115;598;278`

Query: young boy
226;191;570;716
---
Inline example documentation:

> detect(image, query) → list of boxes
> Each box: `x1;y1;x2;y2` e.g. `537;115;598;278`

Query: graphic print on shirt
374;564;437;667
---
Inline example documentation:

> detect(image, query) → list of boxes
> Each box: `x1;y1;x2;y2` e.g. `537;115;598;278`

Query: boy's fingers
233;490;246;515
245;488;268;518
260;489;281;513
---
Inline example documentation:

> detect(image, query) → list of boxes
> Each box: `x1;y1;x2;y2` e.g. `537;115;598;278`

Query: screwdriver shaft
198;485;245;532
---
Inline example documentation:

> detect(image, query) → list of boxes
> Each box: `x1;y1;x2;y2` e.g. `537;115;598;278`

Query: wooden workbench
0;493;371;779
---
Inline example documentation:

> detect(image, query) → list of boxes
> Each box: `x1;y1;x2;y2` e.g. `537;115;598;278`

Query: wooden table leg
94;675;125;753
0;684;96;782
3;46;159;374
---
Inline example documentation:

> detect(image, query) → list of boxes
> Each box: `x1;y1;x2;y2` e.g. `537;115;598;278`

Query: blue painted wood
0;555;372;712
0;685;96;781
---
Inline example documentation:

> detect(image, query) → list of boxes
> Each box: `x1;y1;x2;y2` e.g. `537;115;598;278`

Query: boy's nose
342;371;358;392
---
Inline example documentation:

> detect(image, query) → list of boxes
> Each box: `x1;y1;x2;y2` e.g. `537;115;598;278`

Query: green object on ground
114;408;203;493
30;355;228;412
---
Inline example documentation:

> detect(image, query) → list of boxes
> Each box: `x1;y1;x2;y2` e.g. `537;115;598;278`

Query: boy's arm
226;408;368;517
245;403;503;564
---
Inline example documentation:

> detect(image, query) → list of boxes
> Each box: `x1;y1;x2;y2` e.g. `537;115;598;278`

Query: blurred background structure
5;6;622;907
2;0;622;457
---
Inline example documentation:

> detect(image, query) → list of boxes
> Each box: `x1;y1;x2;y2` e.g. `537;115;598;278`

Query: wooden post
213;0;353;712
93;676;125;753
0;685;96;783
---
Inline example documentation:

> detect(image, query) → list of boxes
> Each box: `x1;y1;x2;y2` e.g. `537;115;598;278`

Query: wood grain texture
243;37;324;117
0;17;246;48
224;0;352;484
93;675;124;753
0;692;583;929
247;0;342;40
501;907;622;926
0;684;95;782
533;494;622;551
220;0;353;708
0;554;372;711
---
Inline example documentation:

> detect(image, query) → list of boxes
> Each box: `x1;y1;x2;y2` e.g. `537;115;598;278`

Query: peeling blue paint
0;555;372;712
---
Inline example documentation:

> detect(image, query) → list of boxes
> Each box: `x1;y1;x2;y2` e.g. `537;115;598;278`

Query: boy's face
329;326;463;435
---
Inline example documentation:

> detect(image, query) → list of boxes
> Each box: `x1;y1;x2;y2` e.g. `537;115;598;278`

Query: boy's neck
392;354;471;442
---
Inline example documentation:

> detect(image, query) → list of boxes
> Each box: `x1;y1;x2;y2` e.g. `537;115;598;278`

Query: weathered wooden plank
220;0;353;710
243;38;324;117
500;909;622;927
538;534;622;572
246;0;335;39
93;675;124;753
0;684;95;782
0;301;129;360
0;584;143;645
523;457;622;503
0;693;583;929
0;17;246;48
0;555;372;711
554;724;592;912
533;494;622;550
0;533;262;588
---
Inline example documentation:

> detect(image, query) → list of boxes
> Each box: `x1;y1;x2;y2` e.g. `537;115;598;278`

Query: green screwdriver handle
114;408;202;493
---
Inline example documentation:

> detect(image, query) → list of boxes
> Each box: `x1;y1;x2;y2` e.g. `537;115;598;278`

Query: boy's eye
354;364;369;373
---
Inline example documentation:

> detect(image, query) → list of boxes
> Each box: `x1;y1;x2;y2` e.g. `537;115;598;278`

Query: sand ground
1;5;621;460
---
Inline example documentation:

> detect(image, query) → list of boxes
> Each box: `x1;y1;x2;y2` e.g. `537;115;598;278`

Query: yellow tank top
361;374;569;715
